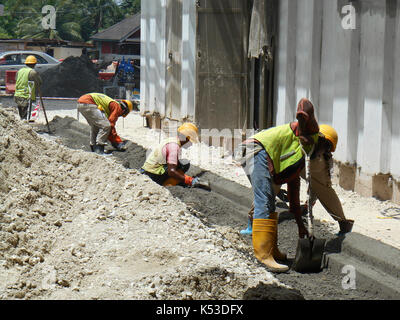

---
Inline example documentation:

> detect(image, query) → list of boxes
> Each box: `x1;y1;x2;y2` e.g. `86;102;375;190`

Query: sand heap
40;56;104;98
0;109;300;300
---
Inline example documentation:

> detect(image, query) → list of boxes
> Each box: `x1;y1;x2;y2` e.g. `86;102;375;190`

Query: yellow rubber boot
269;212;287;261
252;219;289;273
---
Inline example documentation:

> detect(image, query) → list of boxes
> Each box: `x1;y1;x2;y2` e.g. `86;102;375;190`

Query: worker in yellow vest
236;98;320;273
141;123;208;188
14;55;42;120
240;124;355;237
77;92;138;155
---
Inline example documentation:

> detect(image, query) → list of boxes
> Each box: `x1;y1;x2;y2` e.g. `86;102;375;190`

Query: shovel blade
292;237;326;273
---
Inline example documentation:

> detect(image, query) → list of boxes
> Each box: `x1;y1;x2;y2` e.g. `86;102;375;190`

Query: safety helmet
25;55;37;65
178;122;199;144
319;124;338;152
120;100;134;117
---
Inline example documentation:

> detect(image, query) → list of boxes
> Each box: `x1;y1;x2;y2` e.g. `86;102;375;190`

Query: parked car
0;51;60;86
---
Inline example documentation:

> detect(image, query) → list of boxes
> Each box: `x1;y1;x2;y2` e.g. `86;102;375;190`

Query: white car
0;50;60;86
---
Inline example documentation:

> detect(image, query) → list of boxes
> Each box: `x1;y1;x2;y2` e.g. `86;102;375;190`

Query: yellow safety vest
14;67;35;100
253;124;319;174
142;137;181;175
89;93;118;118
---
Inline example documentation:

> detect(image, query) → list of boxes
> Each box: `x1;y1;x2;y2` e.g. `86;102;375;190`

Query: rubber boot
269;212;287;261
90;145;95;152
253;219;289;273
338;219;354;236
240;218;253;235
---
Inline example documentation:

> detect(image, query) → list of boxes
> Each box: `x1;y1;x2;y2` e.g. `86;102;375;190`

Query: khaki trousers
77;103;111;146
300;154;346;222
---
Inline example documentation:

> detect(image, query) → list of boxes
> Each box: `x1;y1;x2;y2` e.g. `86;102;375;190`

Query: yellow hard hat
120;100;133;117
319;124;338;152
25;55;37;65
178;122;199;144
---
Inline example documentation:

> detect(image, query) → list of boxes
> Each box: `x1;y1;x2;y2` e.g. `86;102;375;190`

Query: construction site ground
1;96;400;301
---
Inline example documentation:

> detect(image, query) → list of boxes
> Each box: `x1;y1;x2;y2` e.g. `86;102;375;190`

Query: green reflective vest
89;93;118;118
142;137;181;175
14;67;35;100
252;124;319;175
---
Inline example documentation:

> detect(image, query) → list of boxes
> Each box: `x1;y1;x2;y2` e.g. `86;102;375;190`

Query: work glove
191;177;211;190
191;177;200;187
112;141;127;152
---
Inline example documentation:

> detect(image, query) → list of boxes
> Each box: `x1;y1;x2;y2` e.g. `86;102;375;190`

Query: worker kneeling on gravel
77;93;138;155
141;123;209;189
14;55;42;121
236;98;320;273
299;124;354;236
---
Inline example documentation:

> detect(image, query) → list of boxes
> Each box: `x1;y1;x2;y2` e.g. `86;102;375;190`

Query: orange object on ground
5;70;17;94
163;169;186;187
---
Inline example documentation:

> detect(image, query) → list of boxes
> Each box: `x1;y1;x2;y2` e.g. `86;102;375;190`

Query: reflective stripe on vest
252;124;318;174
142;137;181;175
89;93;118;118
14;68;35;100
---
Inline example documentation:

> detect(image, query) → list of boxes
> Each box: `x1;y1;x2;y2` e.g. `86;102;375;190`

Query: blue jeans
245;149;275;219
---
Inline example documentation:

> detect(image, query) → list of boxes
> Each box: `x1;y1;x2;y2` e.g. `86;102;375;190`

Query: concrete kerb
207;173;400;299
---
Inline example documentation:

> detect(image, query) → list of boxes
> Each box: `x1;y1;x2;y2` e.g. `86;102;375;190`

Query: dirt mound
0;109;300;300
40;56;104;98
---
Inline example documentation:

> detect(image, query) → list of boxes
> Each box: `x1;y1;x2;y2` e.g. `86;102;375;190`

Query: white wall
274;0;400;181
141;0;167;118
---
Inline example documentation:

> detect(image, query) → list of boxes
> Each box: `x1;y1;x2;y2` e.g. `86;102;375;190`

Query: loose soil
0;108;303;300
40;56;104;98
10;111;386;300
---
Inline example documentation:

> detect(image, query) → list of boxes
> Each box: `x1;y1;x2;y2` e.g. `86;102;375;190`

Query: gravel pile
0;109;301;300
40;56;104;98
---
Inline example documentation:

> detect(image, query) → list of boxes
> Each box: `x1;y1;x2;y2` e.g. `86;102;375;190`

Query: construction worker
240;125;355;237
299;124;354;235
141;123;208;188
77;92;138;155
14;55;42;121
236;98;320;273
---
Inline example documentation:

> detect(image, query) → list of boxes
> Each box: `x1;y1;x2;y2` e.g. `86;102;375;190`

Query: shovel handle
301;144;315;238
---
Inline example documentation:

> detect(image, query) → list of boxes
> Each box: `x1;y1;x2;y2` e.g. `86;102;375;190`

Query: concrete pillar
390;1;400;180
295;0;322;115
274;0;297;125
318;0;337;124
181;0;196;121
358;1;394;175
331;0;360;165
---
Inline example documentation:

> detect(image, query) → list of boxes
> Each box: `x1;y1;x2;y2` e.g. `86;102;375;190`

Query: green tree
119;0;140;16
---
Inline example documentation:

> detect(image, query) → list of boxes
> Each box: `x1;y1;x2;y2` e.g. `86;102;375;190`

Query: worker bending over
141;123;208;189
299;124;354;235
236;98;320;273
240;124;355;237
14;55;42;121
77;93;137;155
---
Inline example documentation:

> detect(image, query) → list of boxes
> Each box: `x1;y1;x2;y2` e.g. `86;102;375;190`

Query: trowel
292;145;326;273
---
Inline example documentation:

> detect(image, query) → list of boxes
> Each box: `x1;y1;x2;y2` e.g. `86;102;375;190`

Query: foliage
0;0;141;41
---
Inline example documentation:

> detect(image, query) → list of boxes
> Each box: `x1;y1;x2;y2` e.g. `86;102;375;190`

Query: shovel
292;145;326;273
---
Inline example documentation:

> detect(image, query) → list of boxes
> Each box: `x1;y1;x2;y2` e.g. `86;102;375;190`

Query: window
34;54;48;64
3;54;21;65
21;54;48;65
